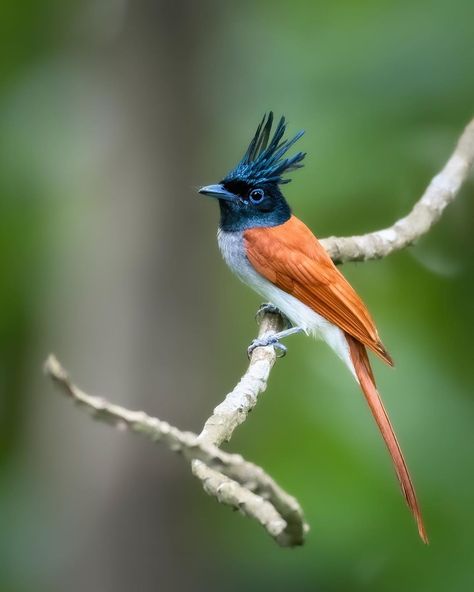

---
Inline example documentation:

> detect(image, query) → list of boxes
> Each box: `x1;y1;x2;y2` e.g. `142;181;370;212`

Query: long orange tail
346;334;428;544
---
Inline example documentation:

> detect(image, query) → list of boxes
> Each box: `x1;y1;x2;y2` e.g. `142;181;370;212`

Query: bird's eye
249;188;265;204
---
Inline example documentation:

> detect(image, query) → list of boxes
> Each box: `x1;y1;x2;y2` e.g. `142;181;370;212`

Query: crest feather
224;112;305;185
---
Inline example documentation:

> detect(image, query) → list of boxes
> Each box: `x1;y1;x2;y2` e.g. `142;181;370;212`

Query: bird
198;112;428;543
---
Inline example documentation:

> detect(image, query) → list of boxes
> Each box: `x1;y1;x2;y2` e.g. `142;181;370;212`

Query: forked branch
45;312;308;547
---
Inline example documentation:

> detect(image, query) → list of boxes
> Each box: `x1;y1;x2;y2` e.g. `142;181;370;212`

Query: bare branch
44;316;308;548
321;118;474;263
197;311;286;447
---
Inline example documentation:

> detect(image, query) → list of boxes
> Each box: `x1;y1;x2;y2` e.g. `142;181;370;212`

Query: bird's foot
247;326;305;359
255;303;291;329
247;336;288;359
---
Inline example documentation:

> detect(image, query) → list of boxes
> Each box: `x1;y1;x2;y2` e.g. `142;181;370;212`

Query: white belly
217;228;355;376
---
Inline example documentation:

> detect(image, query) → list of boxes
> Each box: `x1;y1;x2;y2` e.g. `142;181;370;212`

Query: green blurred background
1;1;473;591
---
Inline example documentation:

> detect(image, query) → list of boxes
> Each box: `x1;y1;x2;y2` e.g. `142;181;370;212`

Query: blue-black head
199;112;305;232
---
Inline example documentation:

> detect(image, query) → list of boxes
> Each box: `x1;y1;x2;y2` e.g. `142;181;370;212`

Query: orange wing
244;215;393;366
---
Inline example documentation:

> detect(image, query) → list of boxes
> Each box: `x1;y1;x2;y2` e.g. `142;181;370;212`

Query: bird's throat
218;198;291;232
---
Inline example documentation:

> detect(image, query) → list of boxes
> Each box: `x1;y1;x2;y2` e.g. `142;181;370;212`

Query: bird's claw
247;336;287;359
255;303;291;329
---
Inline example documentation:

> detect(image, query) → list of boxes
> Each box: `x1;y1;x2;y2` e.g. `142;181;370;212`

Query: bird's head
199;112;305;231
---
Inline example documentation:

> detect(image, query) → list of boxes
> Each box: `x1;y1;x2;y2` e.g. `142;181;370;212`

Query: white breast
217;228;355;375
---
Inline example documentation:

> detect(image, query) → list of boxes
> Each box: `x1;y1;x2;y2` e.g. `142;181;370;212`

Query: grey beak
198;184;237;201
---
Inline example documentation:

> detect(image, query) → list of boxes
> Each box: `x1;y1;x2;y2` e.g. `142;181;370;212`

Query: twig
321;118;474;263
44;118;474;548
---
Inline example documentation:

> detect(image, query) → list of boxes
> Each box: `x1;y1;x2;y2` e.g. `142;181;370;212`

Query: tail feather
346;334;428;544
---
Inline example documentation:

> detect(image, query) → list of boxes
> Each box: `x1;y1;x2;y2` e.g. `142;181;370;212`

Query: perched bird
198;112;427;543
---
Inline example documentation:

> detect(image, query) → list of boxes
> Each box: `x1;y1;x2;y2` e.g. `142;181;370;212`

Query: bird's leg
247;326;305;359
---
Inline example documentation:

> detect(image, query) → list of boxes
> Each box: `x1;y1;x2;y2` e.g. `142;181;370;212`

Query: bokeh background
1;1;473;591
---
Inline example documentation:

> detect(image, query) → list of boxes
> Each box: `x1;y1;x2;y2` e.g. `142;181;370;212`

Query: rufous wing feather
244;216;393;366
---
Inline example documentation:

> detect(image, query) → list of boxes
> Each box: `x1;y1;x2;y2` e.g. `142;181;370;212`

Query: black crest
223;112;305;186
